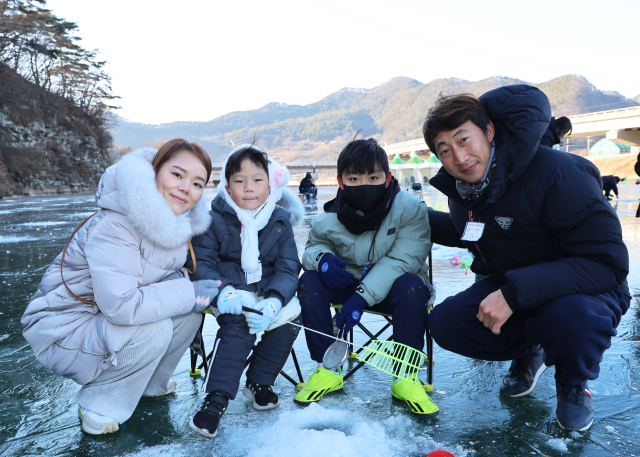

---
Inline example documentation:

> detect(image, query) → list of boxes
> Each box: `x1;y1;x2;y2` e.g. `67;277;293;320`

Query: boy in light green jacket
294;138;438;416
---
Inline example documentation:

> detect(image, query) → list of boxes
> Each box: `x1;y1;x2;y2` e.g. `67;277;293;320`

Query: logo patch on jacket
495;217;513;230
387;227;396;235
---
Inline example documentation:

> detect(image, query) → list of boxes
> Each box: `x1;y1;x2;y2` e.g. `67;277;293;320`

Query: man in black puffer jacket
424;85;629;432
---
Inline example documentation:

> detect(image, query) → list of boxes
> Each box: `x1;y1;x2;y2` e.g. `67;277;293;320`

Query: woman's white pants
75;312;202;423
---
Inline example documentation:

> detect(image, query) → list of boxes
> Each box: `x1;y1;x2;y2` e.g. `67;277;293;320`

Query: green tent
406;155;423;164
588;139;631;156
390;155;405;164
426;154;441;163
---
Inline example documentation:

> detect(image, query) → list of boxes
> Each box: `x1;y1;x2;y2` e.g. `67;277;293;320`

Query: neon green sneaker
294;366;344;406
391;374;439;416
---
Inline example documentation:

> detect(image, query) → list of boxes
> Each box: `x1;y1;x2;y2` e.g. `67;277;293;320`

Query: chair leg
425;327;434;392
290;348;307;391
189;315;206;377
348;328;358;359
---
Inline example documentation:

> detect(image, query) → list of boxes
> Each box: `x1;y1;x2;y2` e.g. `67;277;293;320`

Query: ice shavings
123;404;469;457
547;438;568;452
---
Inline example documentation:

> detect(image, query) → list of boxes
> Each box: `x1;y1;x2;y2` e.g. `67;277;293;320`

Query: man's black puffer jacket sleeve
427;209;465;248
502;161;629;311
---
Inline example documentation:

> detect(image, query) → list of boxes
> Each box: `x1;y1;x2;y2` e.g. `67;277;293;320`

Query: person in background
299;172;317;200
541;116;572;149
294;138;438;416
21;139;219;435
424;86;629;432
188;144;303;439
601;175;620;200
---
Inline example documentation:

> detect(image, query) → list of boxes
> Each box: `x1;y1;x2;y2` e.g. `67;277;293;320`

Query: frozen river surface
1;185;639;456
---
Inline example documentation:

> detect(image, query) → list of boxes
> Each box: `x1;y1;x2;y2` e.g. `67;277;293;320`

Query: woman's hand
192;280;221;312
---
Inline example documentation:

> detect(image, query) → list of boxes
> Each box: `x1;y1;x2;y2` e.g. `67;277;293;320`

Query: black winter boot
243;381;280;410
500;344;547;397
190;392;229;438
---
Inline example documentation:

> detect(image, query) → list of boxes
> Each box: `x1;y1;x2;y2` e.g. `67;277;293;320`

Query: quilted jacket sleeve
85;214;195;326
501;159;629;311
358;202;431;306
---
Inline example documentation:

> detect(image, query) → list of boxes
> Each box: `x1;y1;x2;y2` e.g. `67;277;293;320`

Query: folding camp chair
188;303;307;390
333;250;435;391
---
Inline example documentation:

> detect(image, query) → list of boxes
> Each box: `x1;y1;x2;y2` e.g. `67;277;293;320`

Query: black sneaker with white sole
556;380;594;432
500;344;547;397
190;392;228;438
243;381;279;410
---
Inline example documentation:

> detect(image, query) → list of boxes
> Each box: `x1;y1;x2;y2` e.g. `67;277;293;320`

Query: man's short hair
225;146;270;183
422;93;491;155
337;138;389;177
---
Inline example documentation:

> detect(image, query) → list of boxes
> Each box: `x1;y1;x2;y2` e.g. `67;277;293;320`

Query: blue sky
47;0;640;124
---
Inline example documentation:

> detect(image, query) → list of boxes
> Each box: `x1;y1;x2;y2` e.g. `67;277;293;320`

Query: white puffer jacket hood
21;147;211;385
97;147;210;249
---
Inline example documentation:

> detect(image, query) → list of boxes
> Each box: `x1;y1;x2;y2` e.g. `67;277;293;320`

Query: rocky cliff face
0;64;111;198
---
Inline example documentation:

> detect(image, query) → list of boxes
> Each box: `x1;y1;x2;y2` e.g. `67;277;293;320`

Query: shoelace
560;383;586;403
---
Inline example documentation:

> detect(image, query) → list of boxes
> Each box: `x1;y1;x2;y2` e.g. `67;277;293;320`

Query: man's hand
477;289;513;335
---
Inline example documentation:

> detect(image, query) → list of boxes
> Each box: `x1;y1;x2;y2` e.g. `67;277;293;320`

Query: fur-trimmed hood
277;187;304;226
95;147;211;250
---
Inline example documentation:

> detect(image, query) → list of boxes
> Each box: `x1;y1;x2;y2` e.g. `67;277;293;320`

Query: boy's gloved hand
192;280;221;312
336;293;367;334
319;254;356;289
217;286;244;315
245;298;282;334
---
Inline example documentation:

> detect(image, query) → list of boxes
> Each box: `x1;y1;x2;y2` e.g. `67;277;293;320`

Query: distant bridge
380;105;640;159
382;138;430;159
566;106;640;147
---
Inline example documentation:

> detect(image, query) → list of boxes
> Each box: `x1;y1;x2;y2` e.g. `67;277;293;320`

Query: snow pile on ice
547;438;569;452
123;404;469;457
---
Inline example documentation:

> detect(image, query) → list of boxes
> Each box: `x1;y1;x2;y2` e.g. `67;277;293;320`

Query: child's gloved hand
192;280;221;312
319;254;356;289
336;293;367;334
245;298;282;334
217;286;244;315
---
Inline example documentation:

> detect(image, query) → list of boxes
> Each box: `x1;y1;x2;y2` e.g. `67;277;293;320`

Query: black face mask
342;183;387;214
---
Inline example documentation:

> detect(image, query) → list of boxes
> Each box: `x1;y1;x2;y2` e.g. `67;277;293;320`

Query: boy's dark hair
337;138;389;177
555;116;573;139
225;146;270;182
422;93;491;155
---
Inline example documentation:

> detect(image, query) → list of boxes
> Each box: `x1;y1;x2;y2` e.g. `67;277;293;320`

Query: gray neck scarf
455;144;496;200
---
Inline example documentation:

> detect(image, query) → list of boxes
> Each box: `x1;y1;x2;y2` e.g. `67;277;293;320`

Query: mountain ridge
111;75;638;162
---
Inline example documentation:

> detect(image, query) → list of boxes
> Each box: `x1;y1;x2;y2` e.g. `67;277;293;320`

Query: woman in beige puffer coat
21;140;219;435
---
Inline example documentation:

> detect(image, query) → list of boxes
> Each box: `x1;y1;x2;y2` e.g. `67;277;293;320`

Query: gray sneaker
78;406;119;435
